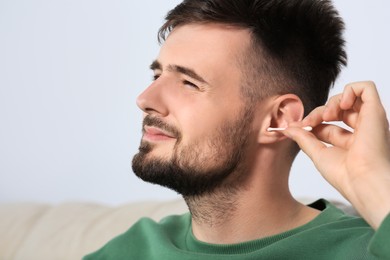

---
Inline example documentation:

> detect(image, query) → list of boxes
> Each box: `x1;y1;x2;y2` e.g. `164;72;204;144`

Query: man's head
132;0;346;197
133;24;256;197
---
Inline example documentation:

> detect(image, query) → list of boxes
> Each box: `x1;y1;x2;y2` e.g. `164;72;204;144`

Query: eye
183;80;199;89
152;74;160;81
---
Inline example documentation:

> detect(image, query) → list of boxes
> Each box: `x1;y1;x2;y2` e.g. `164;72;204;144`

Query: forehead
157;23;252;84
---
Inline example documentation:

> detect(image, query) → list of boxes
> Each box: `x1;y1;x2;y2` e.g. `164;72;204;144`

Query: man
84;0;390;259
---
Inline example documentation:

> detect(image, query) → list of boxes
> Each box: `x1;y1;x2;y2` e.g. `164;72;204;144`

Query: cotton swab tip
302;126;313;131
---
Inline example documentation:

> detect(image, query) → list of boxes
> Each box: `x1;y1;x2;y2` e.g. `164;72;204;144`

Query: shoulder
302;199;376;259
308;199;372;231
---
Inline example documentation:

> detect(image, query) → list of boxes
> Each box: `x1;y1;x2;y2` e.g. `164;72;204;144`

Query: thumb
283;127;326;162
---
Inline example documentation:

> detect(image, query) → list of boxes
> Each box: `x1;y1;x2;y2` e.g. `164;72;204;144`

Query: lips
143;126;176;141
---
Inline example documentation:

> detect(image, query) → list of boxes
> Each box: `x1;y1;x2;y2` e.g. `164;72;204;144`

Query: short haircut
158;0;347;114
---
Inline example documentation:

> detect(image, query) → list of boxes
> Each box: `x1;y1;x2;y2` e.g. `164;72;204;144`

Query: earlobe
257;94;304;144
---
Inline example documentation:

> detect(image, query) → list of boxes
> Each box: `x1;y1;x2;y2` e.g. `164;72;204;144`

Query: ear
258;94;304;144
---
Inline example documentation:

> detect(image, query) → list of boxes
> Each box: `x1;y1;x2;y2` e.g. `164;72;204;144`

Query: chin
146;149;173;162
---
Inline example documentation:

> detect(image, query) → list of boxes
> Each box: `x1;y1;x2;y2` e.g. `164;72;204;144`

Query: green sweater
84;200;390;259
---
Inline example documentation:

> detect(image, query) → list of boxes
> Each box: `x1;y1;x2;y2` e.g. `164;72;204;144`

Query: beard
132;108;254;197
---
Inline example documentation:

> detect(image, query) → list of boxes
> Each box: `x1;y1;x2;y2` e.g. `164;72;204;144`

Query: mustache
142;116;181;139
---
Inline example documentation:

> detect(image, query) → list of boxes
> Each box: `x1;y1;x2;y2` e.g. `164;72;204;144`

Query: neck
185;189;319;244
184;152;320;244
184;186;240;228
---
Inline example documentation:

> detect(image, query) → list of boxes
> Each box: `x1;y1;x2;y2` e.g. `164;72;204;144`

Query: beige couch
0;198;355;260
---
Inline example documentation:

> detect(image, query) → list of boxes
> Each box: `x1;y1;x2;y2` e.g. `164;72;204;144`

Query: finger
352;97;363;112
342;82;386;123
320;83;376;129
312;124;353;149
340;81;381;111
323;94;343;122
301;106;326;127
343;81;389;134
283;126;349;190
302;99;357;130
282;126;327;163
340;82;390;158
341;109;359;130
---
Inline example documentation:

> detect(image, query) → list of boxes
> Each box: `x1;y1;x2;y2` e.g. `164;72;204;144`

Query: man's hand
284;81;390;229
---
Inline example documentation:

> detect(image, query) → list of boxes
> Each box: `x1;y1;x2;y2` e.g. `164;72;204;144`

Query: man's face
132;24;260;196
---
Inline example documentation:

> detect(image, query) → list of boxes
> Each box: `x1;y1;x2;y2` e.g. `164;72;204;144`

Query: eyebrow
150;60;208;85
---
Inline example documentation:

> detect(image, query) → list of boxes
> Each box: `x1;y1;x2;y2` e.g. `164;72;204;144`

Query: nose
136;79;169;117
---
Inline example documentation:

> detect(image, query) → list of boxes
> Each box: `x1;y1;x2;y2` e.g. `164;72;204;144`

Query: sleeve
368;213;390;259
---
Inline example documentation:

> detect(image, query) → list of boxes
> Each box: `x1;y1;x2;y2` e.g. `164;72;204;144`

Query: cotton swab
267;126;313;132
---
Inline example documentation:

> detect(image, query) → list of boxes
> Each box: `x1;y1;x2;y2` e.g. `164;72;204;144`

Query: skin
283;81;390;230
137;24;251;169
136;23;320;244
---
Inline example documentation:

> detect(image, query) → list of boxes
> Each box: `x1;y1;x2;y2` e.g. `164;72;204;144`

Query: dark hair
158;0;347;114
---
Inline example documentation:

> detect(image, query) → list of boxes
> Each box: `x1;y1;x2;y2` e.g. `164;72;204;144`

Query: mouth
143;125;176;142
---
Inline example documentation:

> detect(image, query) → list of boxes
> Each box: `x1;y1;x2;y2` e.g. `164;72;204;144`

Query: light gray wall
0;0;389;205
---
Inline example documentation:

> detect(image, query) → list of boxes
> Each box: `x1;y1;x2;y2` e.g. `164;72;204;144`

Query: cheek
177;109;223;143
169;90;244;144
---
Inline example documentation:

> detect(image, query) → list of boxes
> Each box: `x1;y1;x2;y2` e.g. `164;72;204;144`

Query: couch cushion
0;203;51;259
0;200;188;260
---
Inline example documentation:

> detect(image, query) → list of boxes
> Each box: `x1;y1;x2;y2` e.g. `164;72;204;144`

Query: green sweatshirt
84;200;390;259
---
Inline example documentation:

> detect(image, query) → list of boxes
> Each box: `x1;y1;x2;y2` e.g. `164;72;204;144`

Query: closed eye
151;74;200;90
183;80;199;89
152;74;160;81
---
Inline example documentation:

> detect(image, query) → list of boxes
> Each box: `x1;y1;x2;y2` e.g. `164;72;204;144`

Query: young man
85;0;390;258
